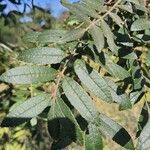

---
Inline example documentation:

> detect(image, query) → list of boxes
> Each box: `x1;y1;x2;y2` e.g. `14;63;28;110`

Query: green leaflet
98;113;135;150
73;2;99;19
103;54;130;80
74;59;112;103
0;65;57;84
101;20;118;54
48;98;83;144
59;28;85;43
106;63;130;80
133;34;150;43
130;90;144;105
23;31;41;43
118;4;133;13
61;0;90;21
105;78;132;110
129;59;144;91
90;25;105;52
109;12;123;27
18;47;66;65
131;18;150;31
81;0;104;11
145;49;150;67
62;77;98;122
126;0;140;5
38;28;85;44
85;124;103;150
8;94;51;118
38;29;67;44
137;118;150;150
134;4;147;12
61;0;105;21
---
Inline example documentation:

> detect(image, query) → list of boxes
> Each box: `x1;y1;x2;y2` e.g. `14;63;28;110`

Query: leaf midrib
76;62;112;101
65;78;97;121
9;96;49;117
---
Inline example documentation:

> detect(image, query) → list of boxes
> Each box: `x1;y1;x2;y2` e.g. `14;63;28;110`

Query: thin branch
51;49;76;101
0;43;13;52
85;0;122;31
51;66;67;100
51;0;122;101
75;22;85;29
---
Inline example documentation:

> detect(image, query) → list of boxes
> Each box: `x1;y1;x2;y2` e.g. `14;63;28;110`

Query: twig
0;43;13;52
51;66;67;100
51;48;76;101
85;0;122;31
50;0;122;101
75;22;85;29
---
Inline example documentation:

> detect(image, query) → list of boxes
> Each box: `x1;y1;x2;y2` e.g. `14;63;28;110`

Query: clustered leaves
1;0;150;149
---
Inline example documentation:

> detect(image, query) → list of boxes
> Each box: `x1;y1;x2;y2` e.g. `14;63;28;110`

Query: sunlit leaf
61;0;90;21
62;77;99;122
18;47;66;65
137;118;150;150
8;94;51;118
118;4;133;13
131;19;150;31
85;123;103;150
38;29;85;44
105;78;132;110
74;59;112;103
0;66;57;84
90;25;105;52
98;113;135;150
101;20;118;54
126;0;140;5
23;32;41;43
81;0;104;11
109;12;123;27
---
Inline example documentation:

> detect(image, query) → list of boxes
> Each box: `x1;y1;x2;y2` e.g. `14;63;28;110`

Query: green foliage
90;25;105;52
74;59;112;103
0;66;57;84
8;94;51;118
62;76;98;122
18;47;66;65
85;124;103;150
1;0;150;149
131;19;150;31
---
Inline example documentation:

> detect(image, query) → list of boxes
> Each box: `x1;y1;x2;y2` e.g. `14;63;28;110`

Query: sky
2;0;79;17
35;0;79;17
